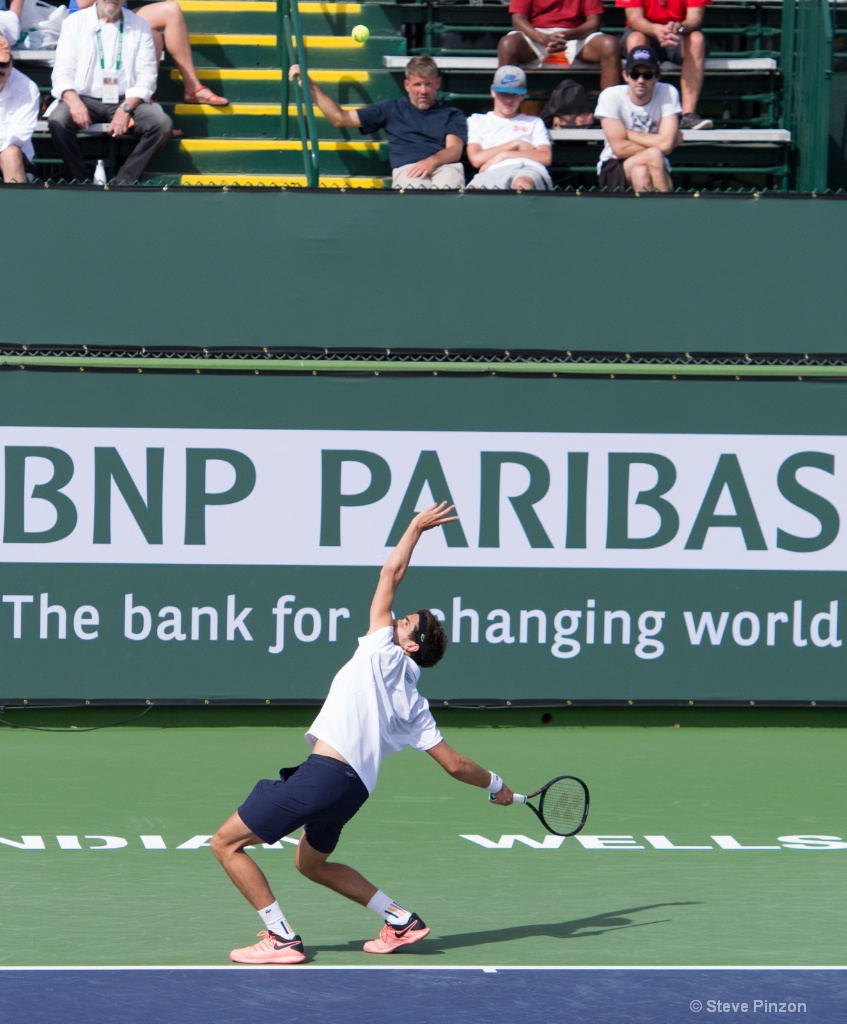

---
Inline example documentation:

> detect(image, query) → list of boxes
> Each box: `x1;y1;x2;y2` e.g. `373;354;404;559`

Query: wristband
486;772;503;794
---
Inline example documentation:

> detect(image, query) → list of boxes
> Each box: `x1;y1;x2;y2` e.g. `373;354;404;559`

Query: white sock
258;901;295;940
367;891;411;926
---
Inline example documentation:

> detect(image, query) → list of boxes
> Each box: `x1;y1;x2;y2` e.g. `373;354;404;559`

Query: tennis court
1;706;843;1021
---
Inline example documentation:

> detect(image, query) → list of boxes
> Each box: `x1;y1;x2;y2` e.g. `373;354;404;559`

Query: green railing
783;0;833;191
277;0;320;186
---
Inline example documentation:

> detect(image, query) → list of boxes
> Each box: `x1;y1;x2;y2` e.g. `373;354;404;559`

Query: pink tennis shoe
363;913;430;954
230;931;306;965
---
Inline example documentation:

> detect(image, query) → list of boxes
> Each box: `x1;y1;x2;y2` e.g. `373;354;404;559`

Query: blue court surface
3;967;844;1024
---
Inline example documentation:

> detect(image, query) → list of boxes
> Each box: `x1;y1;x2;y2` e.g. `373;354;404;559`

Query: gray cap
492;65;527;94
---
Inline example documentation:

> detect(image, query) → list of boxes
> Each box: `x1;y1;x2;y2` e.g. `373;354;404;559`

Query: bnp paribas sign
0;426;845;704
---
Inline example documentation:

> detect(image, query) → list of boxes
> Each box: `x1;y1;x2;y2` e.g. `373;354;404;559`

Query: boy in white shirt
212;501;515;965
466;65;553;190
594;46;681;191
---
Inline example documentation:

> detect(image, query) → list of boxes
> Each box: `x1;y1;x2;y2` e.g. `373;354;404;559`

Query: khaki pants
391;161;465;190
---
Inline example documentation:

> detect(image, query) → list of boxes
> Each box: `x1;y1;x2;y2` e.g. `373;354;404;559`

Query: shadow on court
315;903;702;957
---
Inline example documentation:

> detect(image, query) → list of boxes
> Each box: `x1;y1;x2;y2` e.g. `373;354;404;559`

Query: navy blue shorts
238;754;369;855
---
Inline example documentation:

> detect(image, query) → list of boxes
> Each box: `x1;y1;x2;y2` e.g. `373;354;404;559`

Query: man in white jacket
48;0;171;182
0;36;39;181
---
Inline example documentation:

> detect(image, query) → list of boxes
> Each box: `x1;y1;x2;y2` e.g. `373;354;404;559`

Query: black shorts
238;754;369;855
621;26;710;67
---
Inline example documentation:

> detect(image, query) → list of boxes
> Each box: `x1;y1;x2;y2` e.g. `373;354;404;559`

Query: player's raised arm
368;501;457;633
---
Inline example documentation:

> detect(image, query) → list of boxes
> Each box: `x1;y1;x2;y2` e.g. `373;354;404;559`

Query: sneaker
229;931;306;965
680;112;714;130
363;912;430;954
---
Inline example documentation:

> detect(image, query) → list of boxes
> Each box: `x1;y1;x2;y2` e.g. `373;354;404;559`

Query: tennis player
212;501;515;964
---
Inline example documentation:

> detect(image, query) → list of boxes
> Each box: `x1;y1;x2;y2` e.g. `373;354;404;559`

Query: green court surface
0;709;843;969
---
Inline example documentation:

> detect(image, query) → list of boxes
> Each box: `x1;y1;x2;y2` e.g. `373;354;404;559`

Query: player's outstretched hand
413;501;458;533
288;63;301;79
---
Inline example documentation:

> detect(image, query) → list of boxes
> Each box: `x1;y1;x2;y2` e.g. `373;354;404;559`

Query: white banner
0;427;843;570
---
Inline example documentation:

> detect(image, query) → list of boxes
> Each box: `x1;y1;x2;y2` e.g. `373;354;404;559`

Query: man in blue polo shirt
290;55;467;188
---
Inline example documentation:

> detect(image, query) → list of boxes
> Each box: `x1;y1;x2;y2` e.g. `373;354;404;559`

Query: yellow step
172;102;362;116
178;138;380;151
180;173;384;187
169;68;370;82
178;2;363;12
188;33;362;47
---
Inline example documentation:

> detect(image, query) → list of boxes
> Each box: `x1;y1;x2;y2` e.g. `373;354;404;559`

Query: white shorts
468;159;552;191
510;28;603;70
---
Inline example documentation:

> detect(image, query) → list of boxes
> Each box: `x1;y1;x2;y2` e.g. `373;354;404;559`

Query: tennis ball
352;24;369;43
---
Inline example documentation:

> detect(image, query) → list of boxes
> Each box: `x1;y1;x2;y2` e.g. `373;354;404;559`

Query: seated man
498;0;621;91
290;56;466;190
48;0;173;183
466;66;553;191
0;0;22;46
617;0;713;129
0;36;39;182
68;0;228;106
594;46;681;192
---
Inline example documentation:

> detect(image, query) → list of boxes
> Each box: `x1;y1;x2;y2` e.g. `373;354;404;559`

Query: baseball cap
625;47;661;72
492;65;527;94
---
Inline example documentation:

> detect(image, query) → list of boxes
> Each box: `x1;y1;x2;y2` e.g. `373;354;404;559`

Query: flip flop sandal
183;86;229;107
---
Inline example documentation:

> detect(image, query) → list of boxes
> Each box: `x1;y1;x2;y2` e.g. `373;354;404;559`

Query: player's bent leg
211;812;277;909
294;833;379;906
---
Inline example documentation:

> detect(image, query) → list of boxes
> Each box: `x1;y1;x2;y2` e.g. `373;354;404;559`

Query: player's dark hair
409;609;448;668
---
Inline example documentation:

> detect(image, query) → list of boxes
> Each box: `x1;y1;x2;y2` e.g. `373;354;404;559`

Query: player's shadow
318;902;701;956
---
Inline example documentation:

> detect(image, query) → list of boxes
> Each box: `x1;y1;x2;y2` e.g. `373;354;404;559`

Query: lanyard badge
96;14;124;104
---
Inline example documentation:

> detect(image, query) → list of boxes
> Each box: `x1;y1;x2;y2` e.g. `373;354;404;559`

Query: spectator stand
387;0;793;189
12;0;407;185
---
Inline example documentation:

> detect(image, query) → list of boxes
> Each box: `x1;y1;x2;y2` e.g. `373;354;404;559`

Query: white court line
0;965;844;971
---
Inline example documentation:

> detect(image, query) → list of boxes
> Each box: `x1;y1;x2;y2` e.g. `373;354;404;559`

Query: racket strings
541;778;587;832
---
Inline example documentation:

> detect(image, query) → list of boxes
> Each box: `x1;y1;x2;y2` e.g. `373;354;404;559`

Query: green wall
3;189;846;354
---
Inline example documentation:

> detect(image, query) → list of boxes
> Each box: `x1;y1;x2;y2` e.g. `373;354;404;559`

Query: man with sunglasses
0;36;39;182
594;46;681;191
616;0;712;130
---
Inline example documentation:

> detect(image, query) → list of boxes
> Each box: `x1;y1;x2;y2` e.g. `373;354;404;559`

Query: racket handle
490;792;528;803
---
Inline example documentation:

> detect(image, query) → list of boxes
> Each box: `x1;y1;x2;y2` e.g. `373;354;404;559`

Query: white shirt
0;67;40;160
51;5;158;103
306;626;443;795
594;81;682;172
467;110;553;185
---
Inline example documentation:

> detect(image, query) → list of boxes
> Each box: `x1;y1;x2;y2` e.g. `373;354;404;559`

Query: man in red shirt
616;0;713;129
499;0;621;91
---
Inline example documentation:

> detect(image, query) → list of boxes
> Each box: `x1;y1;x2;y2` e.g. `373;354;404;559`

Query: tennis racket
491;775;589;837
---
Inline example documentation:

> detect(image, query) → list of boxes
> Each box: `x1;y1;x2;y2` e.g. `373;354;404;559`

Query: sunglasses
0;60;11;68
628;69;656;80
